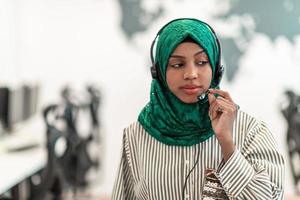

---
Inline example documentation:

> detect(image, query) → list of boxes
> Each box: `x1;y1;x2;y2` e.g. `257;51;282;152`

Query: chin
180;97;198;104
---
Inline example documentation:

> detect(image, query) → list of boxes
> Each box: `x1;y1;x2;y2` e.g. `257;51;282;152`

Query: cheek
166;70;179;90
202;67;213;83
166;71;172;87
208;71;213;83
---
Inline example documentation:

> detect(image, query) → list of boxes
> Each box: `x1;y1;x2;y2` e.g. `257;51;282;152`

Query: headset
150;18;224;86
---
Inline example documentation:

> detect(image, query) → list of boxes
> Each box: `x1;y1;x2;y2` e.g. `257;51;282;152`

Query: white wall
2;0;300;196
1;0;152;194
0;0;18;84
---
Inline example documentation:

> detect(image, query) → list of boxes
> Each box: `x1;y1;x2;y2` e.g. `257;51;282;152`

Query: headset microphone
198;93;206;101
197;90;211;101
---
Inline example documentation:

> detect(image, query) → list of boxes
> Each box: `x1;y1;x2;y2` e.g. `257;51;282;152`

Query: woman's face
166;42;212;104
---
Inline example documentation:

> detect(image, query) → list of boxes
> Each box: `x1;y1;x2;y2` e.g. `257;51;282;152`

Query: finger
210;97;235;119
209;97;223;120
212;99;225;117
215;97;237;116
208;89;233;102
216;96;235;108
208;93;217;119
210;104;222;120
215;96;231;104
217;96;240;113
208;92;216;105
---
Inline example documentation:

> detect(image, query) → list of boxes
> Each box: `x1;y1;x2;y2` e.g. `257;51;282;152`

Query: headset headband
150;18;224;85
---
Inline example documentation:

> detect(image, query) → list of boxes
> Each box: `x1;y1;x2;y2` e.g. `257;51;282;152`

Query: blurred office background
1;0;300;199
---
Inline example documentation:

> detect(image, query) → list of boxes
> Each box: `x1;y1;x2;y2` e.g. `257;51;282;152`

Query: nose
183;63;198;80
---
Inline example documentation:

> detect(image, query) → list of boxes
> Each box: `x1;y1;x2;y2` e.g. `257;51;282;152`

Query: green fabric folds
138;18;220;146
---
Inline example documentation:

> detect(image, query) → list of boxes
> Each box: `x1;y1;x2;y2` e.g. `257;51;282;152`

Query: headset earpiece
151;63;164;84
215;65;224;86
150;65;157;79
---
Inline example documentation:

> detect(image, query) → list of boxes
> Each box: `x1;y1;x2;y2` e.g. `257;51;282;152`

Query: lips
180;84;201;95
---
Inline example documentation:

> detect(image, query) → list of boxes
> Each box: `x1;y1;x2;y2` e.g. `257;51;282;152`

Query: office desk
0;146;47;195
0;117;47;195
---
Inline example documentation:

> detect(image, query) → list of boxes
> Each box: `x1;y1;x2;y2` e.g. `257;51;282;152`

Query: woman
112;18;284;199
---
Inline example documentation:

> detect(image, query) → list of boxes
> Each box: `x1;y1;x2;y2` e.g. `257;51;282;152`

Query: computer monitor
0;86;25;130
23;84;40;120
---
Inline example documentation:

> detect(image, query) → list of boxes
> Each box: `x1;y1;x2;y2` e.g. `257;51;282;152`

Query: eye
169;63;184;68
196;60;209;66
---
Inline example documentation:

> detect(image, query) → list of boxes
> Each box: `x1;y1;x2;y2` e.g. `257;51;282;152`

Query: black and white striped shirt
112;110;284;199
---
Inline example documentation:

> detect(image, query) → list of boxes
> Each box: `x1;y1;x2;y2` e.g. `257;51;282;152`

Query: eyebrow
170;50;206;58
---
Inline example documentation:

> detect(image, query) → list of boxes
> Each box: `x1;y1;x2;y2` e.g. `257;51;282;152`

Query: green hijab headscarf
138;18;220;146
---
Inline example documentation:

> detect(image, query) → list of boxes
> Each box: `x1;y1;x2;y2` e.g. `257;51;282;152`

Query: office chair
281;90;300;193
29;105;65;200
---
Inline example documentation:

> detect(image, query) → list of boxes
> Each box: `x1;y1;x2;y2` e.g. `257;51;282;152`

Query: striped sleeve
111;132;137;200
217;120;285;199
